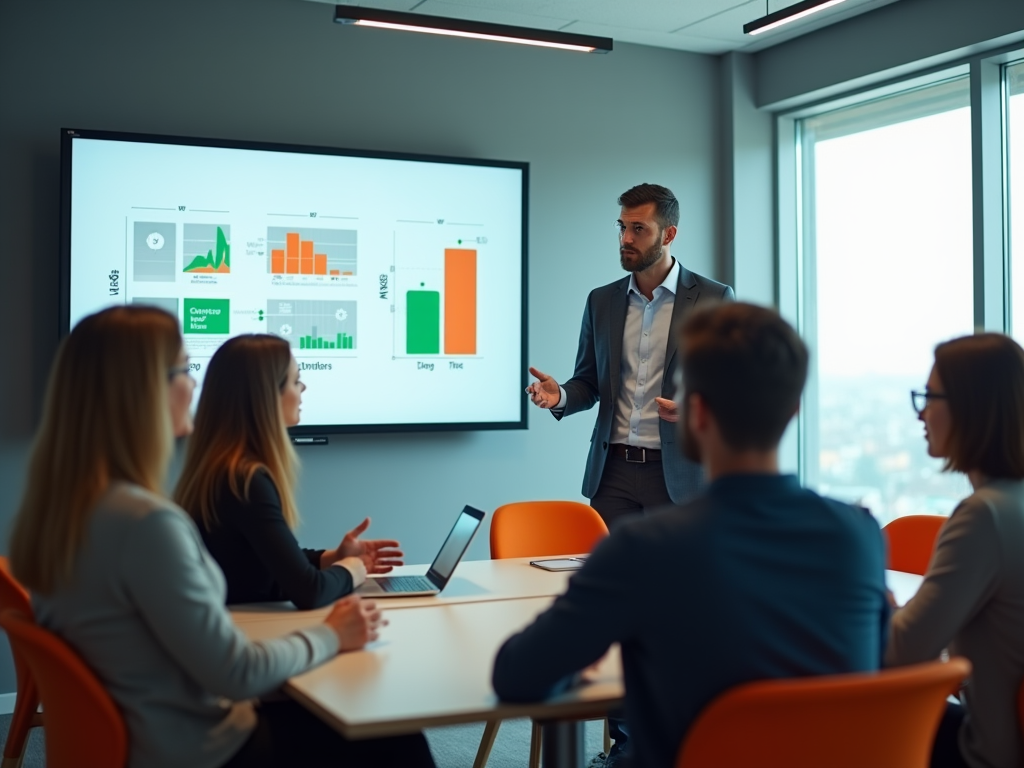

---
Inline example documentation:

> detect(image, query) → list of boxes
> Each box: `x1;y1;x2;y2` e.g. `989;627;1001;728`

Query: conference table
231;558;924;768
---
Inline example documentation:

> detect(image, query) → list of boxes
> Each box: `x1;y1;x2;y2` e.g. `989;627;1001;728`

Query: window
1009;61;1024;337
797;78;974;525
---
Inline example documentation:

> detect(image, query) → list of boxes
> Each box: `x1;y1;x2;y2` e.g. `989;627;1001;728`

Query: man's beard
619;239;663;273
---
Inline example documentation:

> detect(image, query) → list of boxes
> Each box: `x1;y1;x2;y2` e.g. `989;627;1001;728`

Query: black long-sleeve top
198;470;353;609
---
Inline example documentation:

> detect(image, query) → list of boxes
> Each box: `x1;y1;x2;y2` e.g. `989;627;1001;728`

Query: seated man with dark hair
492;302;890;768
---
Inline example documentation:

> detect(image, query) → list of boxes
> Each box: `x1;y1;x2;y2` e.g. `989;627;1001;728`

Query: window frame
775;45;1024;489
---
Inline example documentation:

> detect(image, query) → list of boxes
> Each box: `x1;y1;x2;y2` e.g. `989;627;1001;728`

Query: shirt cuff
297;624;341;667
553;386;567;411
336;557;367;587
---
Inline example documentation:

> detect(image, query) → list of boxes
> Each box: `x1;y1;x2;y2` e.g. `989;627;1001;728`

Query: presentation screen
59;128;528;435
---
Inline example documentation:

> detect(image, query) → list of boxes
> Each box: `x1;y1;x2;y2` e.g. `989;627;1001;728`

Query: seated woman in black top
174;334;403;609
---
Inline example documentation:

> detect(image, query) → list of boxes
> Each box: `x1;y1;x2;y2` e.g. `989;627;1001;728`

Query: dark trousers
221;700;436;768
931;702;970;768
589;455;671;762
589;452;673;529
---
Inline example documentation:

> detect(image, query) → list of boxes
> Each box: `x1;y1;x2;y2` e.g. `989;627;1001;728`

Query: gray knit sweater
887;479;1024;768
32;483;340;768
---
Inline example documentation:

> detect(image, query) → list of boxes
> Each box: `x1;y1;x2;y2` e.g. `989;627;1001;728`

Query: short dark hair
618;184;679;229
934;333;1024;479
679;302;808;451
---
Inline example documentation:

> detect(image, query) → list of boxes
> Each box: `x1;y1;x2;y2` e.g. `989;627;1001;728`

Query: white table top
245;596;623;738
887;568;924;607
230;556;575;623
232;565;925;739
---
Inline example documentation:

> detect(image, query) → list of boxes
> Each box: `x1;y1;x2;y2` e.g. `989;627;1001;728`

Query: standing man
527;184;734;527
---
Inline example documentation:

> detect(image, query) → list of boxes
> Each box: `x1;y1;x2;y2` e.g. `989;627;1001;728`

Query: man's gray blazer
555;265;735;505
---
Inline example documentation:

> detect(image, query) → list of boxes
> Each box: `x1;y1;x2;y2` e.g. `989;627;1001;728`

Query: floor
0;711;609;766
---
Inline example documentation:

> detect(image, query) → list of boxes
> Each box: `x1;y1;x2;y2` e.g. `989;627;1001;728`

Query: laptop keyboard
377;575;435;593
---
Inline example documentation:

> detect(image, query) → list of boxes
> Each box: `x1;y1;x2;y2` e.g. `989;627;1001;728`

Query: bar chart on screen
267;226;357;280
266;299;358;354
394;226;481;359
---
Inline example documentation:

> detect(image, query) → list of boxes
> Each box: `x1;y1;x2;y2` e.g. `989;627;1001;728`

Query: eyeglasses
614;221;654;239
168;365;192;382
910;390;947;415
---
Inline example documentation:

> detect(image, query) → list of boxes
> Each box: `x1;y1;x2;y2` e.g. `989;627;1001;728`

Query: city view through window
804;80;975;526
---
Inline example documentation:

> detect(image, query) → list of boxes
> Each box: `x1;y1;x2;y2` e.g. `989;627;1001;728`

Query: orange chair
476;501;610;768
883;515;947;575
676;657;971;768
0;558;41;768
0;611;127;768
489;500;608;559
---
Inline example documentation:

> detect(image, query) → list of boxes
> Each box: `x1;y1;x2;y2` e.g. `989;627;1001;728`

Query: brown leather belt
609;444;662;463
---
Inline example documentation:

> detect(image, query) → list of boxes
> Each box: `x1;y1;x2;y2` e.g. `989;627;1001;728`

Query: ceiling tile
307;0;907;54
554;21;734;54
413;0;573;30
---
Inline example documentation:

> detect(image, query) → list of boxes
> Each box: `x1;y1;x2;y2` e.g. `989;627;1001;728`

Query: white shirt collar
627;257;680;297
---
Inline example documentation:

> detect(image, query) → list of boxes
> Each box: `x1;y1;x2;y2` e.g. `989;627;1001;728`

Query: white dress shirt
557;258;679;449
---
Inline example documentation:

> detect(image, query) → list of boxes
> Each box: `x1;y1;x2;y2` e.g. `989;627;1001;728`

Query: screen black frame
58;127;529;436
426;505;485;589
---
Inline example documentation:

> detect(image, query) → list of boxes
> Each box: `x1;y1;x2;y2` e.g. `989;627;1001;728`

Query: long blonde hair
10;306;182;594
174;334;300;531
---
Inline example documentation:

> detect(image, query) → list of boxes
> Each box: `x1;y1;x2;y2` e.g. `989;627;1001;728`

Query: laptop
356;505;485;597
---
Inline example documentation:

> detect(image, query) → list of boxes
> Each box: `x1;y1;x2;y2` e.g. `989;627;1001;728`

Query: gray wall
754;0;1024;109
0;0;721;694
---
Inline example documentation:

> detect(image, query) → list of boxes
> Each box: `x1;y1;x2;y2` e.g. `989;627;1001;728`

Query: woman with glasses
174;334;403;610
891;333;1024;768
9;306;434;767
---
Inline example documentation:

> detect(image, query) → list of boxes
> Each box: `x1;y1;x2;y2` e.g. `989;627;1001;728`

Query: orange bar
300;240;314;275
342;271;353;276
271;249;285;274
444;249;477;355
286;232;300;273
314;254;327;275
329;269;340;276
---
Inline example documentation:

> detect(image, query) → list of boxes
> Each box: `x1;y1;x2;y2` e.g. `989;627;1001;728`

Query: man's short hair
679;302;808;451
618;184;679;229
934;333;1024;479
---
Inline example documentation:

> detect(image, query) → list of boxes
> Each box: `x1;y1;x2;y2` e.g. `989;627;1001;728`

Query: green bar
300;337;306;349
346;336;353;350
317;337;323;349
304;335;312;348
407;291;440;354
328;342;335;349
337;333;342;349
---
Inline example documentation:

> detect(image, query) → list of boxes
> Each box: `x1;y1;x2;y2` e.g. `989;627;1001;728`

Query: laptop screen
427;506;485;587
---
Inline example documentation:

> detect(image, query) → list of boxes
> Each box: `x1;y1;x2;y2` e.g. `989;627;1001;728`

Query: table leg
540;719;586;768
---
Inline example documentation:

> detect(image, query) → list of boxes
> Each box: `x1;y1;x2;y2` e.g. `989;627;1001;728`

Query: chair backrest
0;558;31;618
490;501;608;559
676;657;971;768
0;610;127;768
882;515;947;575
0;556;38;727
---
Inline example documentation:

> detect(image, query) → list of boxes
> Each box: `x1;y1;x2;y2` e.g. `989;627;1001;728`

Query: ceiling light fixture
334;5;613;53
743;0;849;36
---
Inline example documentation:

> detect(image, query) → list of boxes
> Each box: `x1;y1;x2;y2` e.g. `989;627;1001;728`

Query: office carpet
0;712;608;766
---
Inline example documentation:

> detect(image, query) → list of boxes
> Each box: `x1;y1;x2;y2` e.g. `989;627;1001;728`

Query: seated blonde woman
9;307;434;768
175;334;403;610
890;333;1024;768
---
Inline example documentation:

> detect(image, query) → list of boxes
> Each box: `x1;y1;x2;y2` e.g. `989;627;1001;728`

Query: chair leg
2;684;40;768
529;720;543;768
473;720;501;768
603;717;611;755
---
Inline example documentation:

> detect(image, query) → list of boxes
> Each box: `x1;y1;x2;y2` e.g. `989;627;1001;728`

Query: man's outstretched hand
525;367;562;409
654;397;679;423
